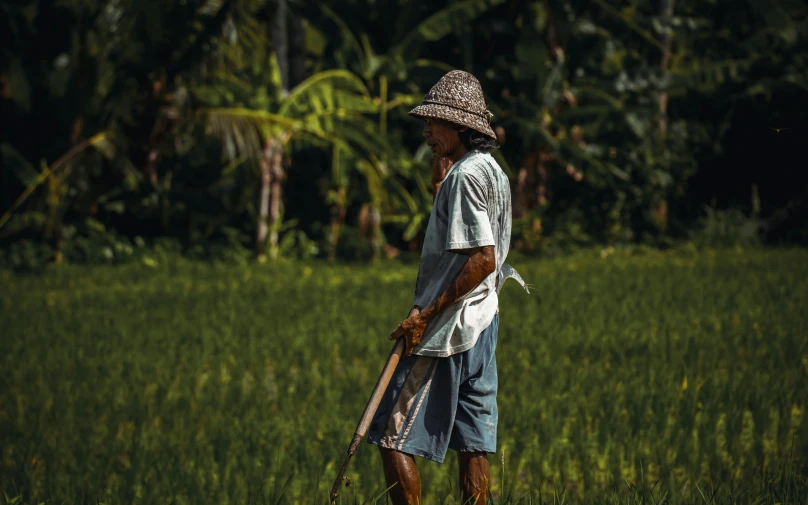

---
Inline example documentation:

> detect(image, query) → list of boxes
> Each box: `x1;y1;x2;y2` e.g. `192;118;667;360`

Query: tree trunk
269;0;289;96
328;205;346;262
267;140;284;261
655;0;675;232
536;148;551;207
160;170;173;231
543;0;561;61
357;203;382;262
513;168;528;219
256;140;273;259
328;188;347;262
288;12;307;88
256;137;285;260
514;149;537;219
367;204;382;263
658;0;675;137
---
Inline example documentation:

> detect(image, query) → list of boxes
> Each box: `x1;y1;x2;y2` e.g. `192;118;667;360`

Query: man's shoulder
451;151;498;180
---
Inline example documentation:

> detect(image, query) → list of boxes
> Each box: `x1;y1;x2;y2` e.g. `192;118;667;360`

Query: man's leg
458;452;490;504
380;447;421;505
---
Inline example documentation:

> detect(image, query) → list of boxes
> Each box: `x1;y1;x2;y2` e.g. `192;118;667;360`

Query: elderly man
366;70;512;505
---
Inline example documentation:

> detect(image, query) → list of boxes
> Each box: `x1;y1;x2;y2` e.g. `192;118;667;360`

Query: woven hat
409;70;496;139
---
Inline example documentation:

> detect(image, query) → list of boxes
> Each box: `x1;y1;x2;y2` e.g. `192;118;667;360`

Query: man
366;70;512;505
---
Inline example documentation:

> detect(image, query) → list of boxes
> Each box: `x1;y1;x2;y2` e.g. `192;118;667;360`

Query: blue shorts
367;314;498;463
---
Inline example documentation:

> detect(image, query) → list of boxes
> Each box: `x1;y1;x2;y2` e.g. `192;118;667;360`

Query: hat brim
409;103;497;140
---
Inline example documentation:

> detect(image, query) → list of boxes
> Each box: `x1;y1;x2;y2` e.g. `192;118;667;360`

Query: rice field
1;247;806;504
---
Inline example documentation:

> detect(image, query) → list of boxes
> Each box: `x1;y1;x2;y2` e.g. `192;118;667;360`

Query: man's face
422;117;465;157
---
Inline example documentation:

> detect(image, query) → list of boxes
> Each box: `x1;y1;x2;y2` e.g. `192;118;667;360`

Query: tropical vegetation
2;0;806;269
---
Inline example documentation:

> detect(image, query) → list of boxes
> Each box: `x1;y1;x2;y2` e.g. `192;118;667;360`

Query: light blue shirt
412;150;512;357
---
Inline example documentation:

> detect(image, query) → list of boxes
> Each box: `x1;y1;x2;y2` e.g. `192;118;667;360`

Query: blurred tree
673;0;808;240
306;0;508;257
198;59;384;259
465;0;806;248
0;0;256;260
1;0;806;267
473;0;697;248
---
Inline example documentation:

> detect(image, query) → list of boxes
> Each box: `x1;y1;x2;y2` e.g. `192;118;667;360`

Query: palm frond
573;86;625;109
402;213;425;241
201;108;285;160
333;124;388;160
410;59;456;73
559;138;607;172
279;70;372;117
1;142;38;186
513;118;560;150
389;178;419;214
393;0;507;57
319;4;365;67
0;133;114;232
201;106;371;162
385;94;422;111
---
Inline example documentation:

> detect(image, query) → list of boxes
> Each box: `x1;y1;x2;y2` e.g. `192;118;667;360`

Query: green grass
1;247;807;504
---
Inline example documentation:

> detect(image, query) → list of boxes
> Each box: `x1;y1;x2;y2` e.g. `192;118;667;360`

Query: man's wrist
420;304;437;323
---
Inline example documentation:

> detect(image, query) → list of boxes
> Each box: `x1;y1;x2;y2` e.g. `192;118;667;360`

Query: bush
690;206;761;247
1;240;54;273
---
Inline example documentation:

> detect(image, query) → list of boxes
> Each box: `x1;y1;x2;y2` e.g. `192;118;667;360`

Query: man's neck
447;145;469;164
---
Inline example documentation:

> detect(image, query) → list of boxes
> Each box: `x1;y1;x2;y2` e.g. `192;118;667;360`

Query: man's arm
418;245;495;323
391;245;496;355
425;167;496;320
391;165;496;356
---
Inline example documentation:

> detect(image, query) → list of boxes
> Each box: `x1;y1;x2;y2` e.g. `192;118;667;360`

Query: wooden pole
330;339;405;503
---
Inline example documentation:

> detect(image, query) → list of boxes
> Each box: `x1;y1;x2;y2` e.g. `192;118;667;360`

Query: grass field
1;247;807;504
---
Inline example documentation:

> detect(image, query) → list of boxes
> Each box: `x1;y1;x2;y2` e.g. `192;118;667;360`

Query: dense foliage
1;248;806;503
1;0;807;267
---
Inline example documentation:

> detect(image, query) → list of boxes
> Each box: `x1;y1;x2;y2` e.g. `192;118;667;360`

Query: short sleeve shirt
411;150;512;357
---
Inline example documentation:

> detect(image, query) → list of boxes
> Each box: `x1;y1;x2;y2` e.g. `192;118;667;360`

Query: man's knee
380;447;419;476
379;447;421;504
380;446;409;464
458;451;488;467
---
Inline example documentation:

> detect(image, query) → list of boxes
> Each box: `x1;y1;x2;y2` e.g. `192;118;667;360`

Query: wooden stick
330;338;405;503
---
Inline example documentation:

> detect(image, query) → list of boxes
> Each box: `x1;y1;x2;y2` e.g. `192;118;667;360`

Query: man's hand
389;307;431;357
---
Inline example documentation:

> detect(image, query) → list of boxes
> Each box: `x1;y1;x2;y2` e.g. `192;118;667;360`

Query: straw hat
409;70;496;139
